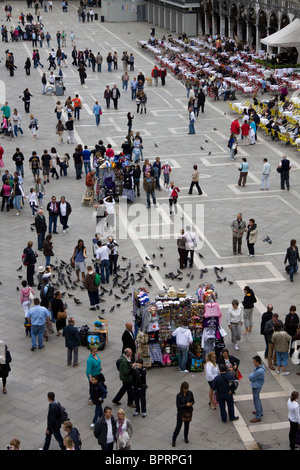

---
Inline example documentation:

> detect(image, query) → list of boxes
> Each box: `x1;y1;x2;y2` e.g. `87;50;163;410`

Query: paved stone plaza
0;1;300;452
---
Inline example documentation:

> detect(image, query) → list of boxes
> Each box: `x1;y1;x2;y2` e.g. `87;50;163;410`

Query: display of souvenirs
132;283;225;370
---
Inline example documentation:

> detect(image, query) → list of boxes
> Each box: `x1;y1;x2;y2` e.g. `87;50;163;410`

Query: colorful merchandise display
132;284;227;370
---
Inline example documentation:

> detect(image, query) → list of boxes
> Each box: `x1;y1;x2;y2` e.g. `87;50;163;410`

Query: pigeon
18;275;23;279
16;266;23;272
213;128;217;131
122;256;127;261
205;139;209;143
208;151;211;155
186;283;190;289
263;236;272;244
114;294;121;300
177;270;183;274
145;256;150;261
74;298;82;305
16;286;20;291
198;253;204;258
110;306;115;312
67;293;74;297
200;146;204;150
228;281;234;285
155;143;158;147
159;246;164;250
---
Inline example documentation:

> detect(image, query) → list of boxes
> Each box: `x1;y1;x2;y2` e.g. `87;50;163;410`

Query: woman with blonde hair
63;435;75;450
116;409;133;450
205;351;219;410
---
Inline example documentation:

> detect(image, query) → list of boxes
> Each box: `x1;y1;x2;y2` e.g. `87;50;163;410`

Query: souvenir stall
132;284;226;371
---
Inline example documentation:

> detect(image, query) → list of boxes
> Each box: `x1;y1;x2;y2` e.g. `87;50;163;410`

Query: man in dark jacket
35;209;47;251
198;89;206;113
42;391;65;450
94;406;117;450
121;322;136;359
260;304;273;358
63;317;80;367
264;313;283;370
211;364;239;423
23;241;37;287
112;348;135;407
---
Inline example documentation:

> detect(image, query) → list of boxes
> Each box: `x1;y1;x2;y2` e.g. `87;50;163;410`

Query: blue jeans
74;107;80;120
218;392;235;422
13;195;22;211
84;161;91;175
88;290;99;306
97;64;102;72
252;387;263;419
131;88;137;100
289;263;298;281
16;164;24;177
49;215;58;233
177;347;189;371
14;125;23;136
31;324;45;349
146;191;156;208
188;121;195;134
100;259;109;283
122;81;128;90
108;62;112;72
95;114;100;126
45;255;51;267
38;232;45;251
92;404;104;423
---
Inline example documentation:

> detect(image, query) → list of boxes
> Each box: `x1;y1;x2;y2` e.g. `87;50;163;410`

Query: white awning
260;18;300;49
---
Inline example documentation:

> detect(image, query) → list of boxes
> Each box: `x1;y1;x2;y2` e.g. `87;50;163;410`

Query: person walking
260;304;273;359
132;358;147;418
58;196;72;233
94;406;117;450
115;409;133;450
143;171;156;209
84;265;100;311
188;165;202;195
42;391;66;450
177;229;188;270
260;158;271;190
168;182;180;216
112;348;135;408
227;299;243;350
86;346;102;403
104;86;111;109
171;381;195;447
71;239;87;284
228;133;238;160
93;101;102;127
242;285;257;335
238;158;249;187
188;107;195;134
0;341;12;395
89;374;108;428
249;355;265;423
205;351;219;410
172;318;193;372
231;213;247;255
46;195;59;234
63;317;80;367
246;218;258;257
183;226;197;268
43;234;54;267
95;240;110;284
23;241;37;287
278;155;291;190
35;209;47;250
211;364;239;423
271;324;291;376
264;313;283;371
284;306;299;356
284;239;300;282
288;391;300;450
111;85;121;110
26;298;51;351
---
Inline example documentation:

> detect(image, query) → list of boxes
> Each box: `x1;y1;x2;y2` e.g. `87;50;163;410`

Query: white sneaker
282;372;290;376
63;230;66;233
180;369;189;373
234;344;239;350
90;423;95;428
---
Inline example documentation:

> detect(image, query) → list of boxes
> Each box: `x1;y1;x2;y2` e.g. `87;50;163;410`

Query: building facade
147;0;300;50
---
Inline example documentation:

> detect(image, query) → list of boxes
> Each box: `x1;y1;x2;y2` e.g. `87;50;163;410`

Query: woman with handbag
287;391;300;450
51;291;67;337
228;133;237;160
116;409;133;450
20;280;35;316
172;381;195;447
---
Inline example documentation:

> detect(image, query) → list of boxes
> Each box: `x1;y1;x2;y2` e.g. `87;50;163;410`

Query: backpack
57;402;69;424
41;283;55;301
22;253;28;266
94;273;101;286
73;427;82;450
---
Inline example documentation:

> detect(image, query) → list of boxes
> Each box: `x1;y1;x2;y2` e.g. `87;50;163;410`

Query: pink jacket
20;286;34;304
